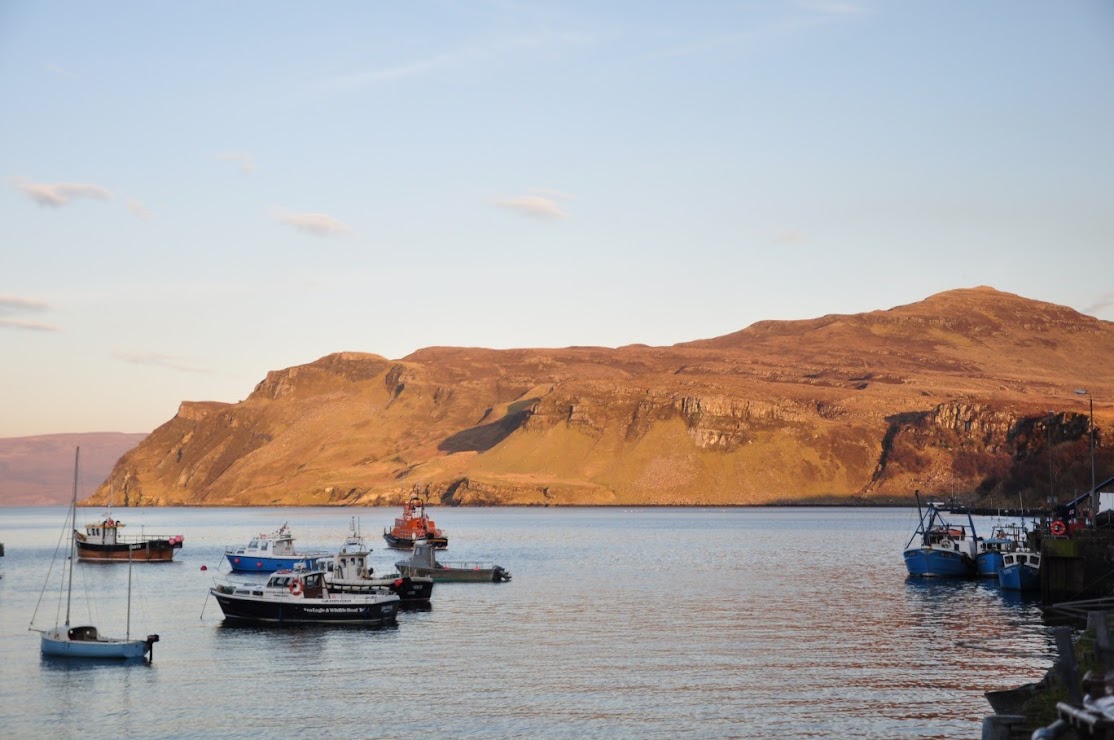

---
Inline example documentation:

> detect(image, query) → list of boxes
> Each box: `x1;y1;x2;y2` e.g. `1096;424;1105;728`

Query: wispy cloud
653;2;868;59
113;350;211;374
798;1;869;16
773;229;808;245
46;63;77;78
1084;293;1114;316
493;189;572;220
0;318;61;332
12;179;113;207
217;152;256;174
0;295;61;332
325;31;594;90
126;198;151;220
274;209;355;237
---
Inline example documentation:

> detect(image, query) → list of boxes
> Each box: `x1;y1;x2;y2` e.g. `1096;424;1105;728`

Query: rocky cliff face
85;287;1113;507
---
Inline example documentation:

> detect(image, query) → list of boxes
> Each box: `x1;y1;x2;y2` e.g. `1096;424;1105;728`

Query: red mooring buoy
200;565;208;571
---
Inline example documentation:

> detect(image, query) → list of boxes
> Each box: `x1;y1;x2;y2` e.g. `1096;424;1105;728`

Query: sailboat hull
40;628;151;659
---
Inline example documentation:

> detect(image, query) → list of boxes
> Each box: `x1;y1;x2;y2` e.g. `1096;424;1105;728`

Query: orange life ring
289;579;303;596
1050;521;1067;537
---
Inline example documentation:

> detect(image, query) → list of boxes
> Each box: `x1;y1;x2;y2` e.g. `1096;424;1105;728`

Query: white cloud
0;295;60;331
112;350;211;374
493;194;569;220
0;318;61;332
1084;293;1114;316
529;188;576;202
773;229;808;245
217;152;256;174
12;180;113;207
0;295;48;314
126;198;151;220
274;209;354;237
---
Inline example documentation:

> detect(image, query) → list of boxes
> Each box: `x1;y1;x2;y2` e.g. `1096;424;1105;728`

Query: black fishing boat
209;569;400;626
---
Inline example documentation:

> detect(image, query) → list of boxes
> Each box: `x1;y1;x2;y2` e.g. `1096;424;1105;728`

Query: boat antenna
65;447;79;627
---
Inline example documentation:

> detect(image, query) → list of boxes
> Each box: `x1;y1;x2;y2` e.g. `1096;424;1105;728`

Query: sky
2;1;1113;437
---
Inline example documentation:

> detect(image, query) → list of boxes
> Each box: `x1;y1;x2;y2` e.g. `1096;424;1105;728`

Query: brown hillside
84;288;1114;507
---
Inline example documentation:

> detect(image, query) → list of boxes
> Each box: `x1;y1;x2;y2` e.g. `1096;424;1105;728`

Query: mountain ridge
71;286;1113;507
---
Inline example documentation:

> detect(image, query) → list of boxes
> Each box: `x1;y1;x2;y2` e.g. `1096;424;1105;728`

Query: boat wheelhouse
225;523;329;572
974;524;1026;577
322;519;434;604
395;540;511;583
383;496;448;550
999;550;1041;592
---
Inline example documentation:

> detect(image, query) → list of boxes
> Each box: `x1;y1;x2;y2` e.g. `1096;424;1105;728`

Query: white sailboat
31;447;160;660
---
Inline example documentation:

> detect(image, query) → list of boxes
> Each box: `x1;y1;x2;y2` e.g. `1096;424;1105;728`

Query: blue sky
2;1;1112;437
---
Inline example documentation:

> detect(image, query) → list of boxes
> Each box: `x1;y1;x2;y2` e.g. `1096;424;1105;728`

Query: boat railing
86;533;181;545
435;560;499;570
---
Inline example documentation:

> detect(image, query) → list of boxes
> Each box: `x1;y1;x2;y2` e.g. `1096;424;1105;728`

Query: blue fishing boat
224;523;330;573
903;494;978;577
998;550;1041;591
974;523;1026;577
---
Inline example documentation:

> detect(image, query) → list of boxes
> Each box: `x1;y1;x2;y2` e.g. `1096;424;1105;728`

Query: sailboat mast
126;548;133;640
65;446;79;626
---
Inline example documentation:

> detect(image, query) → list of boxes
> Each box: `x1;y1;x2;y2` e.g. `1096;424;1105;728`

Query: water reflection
39;654;153;671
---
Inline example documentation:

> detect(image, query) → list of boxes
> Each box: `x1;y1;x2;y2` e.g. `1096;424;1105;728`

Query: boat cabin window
248;539;259;548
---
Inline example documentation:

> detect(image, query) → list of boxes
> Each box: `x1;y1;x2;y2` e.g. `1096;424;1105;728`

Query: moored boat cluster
902;492;1052;592
32;470;512;662
209;497;511;627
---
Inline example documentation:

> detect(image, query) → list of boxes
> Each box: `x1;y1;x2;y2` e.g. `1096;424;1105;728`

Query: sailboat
30;447;160;660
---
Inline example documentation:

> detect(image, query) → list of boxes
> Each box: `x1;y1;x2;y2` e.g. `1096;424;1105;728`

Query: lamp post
1075;388;1097;520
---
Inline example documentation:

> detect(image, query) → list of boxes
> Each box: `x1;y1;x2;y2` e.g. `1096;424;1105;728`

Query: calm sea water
0;506;1054;738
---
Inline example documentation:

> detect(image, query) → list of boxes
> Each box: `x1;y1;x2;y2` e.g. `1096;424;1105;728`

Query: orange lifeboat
383;496;448;550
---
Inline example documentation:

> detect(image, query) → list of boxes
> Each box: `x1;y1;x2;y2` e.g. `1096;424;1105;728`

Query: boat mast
65;447;79;627
126;547;133;640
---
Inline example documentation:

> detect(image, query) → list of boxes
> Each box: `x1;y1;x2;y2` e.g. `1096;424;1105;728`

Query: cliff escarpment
85;288;1113;507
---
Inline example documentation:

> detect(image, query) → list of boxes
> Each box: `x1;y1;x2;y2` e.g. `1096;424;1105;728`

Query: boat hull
383;533;448;550
40;627;153;659
76;540;181;562
975;552;1004;578
225;554;326;573
396;564;511;583
904;547;975;577
999;564;1040;591
327;577;434;603
210;590;400;626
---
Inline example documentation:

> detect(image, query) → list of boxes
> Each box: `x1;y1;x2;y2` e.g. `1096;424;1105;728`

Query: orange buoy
200;565;208;571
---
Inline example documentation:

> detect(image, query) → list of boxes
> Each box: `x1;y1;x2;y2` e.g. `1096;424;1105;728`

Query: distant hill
0;433;148;506
84;287;1112;507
